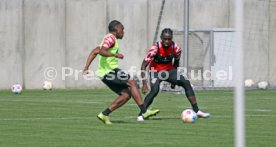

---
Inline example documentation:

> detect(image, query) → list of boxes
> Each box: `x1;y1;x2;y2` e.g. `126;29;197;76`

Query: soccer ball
181;109;198;123
244;79;254;87
257;81;268;89
43;81;52;90
11;84;23;94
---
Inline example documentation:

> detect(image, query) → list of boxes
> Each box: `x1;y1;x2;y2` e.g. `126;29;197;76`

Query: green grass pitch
0;89;275;147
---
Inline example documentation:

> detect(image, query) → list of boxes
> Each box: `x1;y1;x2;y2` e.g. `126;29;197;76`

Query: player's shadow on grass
112;120;126;123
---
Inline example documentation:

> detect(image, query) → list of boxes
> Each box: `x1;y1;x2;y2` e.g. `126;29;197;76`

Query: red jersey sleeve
144;43;158;62
102;34;116;48
174;42;182;60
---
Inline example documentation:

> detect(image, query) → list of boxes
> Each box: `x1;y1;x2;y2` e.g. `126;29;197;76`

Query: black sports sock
139;104;147;114
102;108;112;116
192;103;199;113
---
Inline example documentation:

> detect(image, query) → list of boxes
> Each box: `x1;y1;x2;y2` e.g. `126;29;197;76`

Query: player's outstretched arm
99;46;124;59
141;60;150;94
83;46;100;75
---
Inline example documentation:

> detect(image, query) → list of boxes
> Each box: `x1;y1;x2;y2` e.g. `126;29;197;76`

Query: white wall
1;0;276;89
0;0;23;89
65;0;107;88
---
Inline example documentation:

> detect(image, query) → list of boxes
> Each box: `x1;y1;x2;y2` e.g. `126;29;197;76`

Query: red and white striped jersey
144;41;182;71
101;33;116;48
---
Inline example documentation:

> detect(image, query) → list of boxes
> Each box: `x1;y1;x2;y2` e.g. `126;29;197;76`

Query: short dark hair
161;28;173;36
108;20;122;32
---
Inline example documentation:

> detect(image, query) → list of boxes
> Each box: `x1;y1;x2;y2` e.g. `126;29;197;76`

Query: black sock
139;104;147;114
192;103;199;113
102;108;112;116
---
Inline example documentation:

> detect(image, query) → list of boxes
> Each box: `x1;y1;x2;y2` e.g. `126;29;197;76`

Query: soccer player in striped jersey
138;28;210;120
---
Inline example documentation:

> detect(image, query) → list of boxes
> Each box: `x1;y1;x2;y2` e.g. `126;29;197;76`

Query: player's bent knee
121;91;130;98
179;79;191;87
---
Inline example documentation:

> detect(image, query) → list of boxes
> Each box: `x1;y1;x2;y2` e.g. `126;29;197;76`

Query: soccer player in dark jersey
83;20;158;124
138;28;210;120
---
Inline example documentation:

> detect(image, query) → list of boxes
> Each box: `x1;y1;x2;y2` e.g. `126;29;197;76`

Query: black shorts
102;68;130;95
149;68;195;97
149;68;179;84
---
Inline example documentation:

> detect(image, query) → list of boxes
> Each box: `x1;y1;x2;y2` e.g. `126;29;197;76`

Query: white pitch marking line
124;114;276;119
0;99;103;104
0;117;92;121
246;109;272;112
1;114;276;121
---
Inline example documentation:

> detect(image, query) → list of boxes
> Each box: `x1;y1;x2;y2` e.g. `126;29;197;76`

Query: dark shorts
102;68;130;95
149;68;180;84
149;68;195;97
